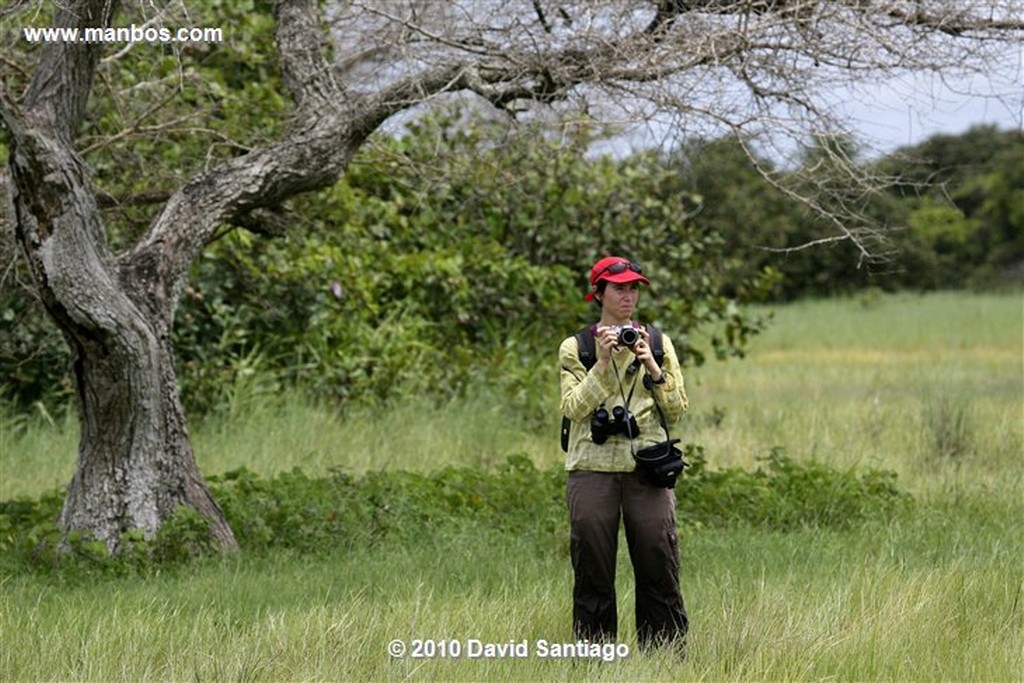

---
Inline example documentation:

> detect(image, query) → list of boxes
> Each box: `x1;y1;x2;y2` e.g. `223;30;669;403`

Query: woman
558;256;689;649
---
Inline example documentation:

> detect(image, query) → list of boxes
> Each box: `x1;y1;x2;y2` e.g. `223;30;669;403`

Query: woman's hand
594;325;618;361
591;325;622;374
630;328;664;381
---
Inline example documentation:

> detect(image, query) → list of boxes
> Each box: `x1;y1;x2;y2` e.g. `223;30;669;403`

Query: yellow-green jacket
559;331;689;472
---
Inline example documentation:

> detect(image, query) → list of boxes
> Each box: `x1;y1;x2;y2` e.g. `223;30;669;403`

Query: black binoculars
590;405;640;443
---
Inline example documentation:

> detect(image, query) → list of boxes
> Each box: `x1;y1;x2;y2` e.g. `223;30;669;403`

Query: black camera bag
633;438;684;489
634;371;687;489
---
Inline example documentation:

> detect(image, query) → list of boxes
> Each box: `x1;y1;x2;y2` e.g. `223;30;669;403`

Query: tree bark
59;300;237;552
5;142;236;550
1;0;400;553
1;0;238;552
0;0;441;553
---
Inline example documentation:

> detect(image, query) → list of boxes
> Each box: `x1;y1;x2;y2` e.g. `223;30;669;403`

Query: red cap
585;257;649;300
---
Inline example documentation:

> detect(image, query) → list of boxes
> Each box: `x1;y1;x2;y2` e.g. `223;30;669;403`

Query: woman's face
598;281;640;322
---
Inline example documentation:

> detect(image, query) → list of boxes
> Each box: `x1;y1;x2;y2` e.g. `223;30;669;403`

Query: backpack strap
574;326;597;371
561;327;595;451
646;324;664;368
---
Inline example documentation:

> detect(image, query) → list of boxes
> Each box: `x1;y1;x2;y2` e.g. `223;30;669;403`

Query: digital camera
590;405;640;443
612;325;640;347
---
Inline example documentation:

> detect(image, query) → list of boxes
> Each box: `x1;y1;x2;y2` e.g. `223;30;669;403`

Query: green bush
4;122;1021;416
0;452;911;578
677;446;911;531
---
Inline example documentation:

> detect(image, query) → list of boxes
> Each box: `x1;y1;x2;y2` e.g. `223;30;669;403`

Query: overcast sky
834;43;1023;157
594;39;1024;162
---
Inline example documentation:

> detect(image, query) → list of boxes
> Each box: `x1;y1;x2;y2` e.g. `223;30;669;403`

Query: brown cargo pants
567;470;688;648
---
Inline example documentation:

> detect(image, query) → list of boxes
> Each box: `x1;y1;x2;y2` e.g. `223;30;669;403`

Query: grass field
1;291;1021;681
685;291;1023;498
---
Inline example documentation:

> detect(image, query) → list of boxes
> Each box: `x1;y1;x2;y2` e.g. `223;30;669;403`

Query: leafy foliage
0;451;912;578
677;446;910;531
1;0;285;410
674;126;1024;299
169;111;777;418
81;0;286;248
0;295;72;408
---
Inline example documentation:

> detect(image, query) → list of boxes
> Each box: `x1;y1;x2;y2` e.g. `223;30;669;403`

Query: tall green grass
0;389;559;501
2;510;1018;681
684;291;1023;498
1;291;1021;681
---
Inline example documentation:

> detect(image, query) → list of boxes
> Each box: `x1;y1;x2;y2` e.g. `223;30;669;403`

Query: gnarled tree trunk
6;152;236;549
59;302;235;551
0;0;235;552
0;0;431;553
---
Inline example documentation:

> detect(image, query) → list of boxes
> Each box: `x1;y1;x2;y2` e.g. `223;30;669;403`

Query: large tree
1;0;1021;552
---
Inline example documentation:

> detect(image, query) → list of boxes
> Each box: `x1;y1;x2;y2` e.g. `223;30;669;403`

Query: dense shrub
2;110;776;417
0;451;912;577
676;446;910;531
168;112;776;419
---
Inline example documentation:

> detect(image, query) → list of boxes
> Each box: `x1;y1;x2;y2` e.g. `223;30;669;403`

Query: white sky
833;43;1024;157
593;41;1024;162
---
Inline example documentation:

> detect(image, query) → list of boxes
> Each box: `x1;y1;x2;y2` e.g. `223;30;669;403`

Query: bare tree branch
95;188;172;208
274;0;340;110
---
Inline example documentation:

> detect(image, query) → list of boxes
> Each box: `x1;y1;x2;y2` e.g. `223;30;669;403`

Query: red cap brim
585;271;650;300
601;271;650;286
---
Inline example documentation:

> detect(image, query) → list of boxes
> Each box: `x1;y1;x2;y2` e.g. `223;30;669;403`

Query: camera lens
618;327;639;347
